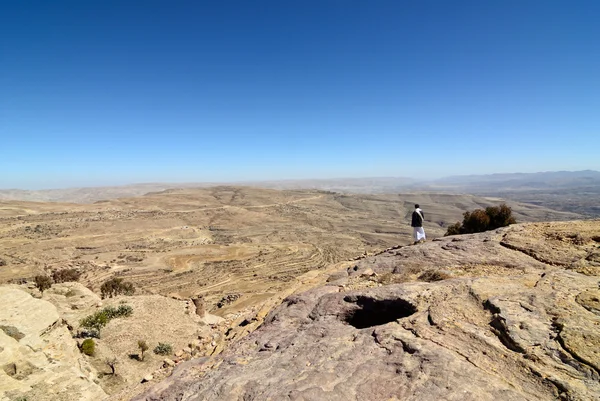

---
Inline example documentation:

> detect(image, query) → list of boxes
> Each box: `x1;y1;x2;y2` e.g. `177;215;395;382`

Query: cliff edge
136;220;600;401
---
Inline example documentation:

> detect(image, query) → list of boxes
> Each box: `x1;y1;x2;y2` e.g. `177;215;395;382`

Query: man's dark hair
415;204;420;208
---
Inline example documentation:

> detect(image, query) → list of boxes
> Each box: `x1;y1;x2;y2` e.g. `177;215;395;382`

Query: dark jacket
411;209;424;227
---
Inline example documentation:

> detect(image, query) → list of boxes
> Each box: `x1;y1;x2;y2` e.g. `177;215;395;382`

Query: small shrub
52;268;81;283
79;305;133;334
138;340;149;361
34;275;53;294
100;277;135;299
81;339;96;356
153;343;173;356
445;203;516;236
418;270;450;282
102;305;133;319
116;304;133;316
445;222;462;236
0;258;6;267
105;357;118;375
80;311;109;332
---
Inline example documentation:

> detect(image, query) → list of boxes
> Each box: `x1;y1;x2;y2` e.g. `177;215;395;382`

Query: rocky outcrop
0;288;106;401
191;296;206;318
136;220;600;401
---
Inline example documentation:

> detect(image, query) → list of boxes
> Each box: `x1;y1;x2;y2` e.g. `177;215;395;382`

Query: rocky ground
136;220;600;401
0;287;106;401
0;187;591;400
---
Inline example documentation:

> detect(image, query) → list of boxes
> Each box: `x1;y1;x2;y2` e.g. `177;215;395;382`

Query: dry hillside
0;187;580;314
0;187;591;401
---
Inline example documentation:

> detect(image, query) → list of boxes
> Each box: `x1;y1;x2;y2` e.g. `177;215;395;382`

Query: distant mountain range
1;170;599;215
423;170;600;191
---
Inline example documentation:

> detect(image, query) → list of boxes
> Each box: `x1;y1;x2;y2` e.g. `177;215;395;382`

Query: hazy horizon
1;169;599;191
2;2;599;188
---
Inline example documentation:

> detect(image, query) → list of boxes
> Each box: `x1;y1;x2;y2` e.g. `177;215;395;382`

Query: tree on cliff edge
446;203;516;236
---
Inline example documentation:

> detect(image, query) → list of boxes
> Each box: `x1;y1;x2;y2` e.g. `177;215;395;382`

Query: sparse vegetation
79;305;133;334
0;258;6;266
52;268;81;283
105;357;118;375
104;304;134;318
81;339;96;356
100;277;135;299
445;204;516;236
0;325;25;341
34;275;53;295
138;340;149;361
80;311;108;332
153;342;173;356
418;269;451;282
375;266;421;285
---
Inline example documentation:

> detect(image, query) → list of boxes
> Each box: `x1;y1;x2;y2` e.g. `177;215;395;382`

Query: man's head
415;204;420;209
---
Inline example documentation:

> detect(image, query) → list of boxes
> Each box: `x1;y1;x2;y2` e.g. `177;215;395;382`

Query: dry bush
52;268;81;283
34;275;52;294
446;203;516;236
105;358;118;375
138;340;149;361
100;277;135;299
418;270;450;282
376;266;421;285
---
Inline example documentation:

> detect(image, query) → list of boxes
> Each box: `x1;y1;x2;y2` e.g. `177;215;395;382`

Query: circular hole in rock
343;295;417;329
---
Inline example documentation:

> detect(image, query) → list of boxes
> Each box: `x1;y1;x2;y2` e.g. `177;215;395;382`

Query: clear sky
1;1;599;189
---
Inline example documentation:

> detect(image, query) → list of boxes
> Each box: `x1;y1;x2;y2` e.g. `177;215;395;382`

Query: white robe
413;226;426;241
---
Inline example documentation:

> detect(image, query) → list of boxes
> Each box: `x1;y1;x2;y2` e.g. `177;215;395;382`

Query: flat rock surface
0;287;107;401
136;220;600;401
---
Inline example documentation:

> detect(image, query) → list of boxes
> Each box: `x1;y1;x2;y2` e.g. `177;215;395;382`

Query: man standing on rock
411;204;426;244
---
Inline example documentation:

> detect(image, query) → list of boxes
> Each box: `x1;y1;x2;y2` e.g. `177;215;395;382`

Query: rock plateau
137;220;600;401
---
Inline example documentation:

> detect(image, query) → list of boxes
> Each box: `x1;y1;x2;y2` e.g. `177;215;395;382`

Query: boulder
0;287;107;401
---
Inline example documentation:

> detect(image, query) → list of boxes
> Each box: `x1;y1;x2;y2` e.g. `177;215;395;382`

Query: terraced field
0;186;582;315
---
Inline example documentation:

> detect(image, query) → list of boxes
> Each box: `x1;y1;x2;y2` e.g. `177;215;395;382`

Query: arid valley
2;185;598;400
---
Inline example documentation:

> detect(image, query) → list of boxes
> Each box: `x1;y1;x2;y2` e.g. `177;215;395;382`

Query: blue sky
1;1;599;189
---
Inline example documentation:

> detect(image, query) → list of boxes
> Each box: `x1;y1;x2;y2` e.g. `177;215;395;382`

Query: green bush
153;342;173;356
81;339;96;356
100;278;135;299
80;305;133;333
102;304;133;319
80;311;109;332
445;203;516;236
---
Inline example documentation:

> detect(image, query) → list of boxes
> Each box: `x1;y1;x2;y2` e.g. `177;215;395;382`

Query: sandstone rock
142;374;153;383
0;287;106;401
136;221;600;401
359;267;377;277
163;359;175;368
191;296;206;318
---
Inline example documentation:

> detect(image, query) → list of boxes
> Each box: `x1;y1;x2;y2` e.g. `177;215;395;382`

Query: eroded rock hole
343;296;417;329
